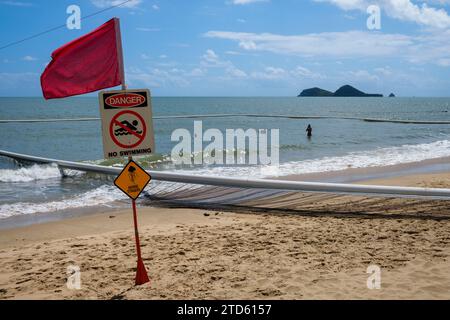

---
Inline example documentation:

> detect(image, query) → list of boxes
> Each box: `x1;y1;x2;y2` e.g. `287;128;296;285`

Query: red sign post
132;199;150;285
114;160;152;286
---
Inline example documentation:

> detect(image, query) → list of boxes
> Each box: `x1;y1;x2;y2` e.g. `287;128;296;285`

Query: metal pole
5;149;450;200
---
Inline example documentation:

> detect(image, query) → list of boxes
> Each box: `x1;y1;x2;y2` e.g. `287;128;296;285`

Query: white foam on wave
0;185;128;219
0;163;85;183
174;139;450;178
0;164;59;182
2;139;450;219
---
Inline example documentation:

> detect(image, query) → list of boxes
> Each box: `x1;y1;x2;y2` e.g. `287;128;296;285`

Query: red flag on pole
41;18;125;100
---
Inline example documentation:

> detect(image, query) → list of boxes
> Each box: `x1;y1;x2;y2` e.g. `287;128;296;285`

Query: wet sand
0;172;449;300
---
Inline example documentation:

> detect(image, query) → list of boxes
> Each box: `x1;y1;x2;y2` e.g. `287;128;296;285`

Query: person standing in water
306;124;312;138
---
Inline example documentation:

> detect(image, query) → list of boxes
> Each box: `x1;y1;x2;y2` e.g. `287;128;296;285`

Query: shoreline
3;155;450;230
277;155;450;183
0;171;449;299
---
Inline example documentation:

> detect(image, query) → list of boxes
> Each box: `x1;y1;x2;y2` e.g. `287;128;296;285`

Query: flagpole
114;17;126;90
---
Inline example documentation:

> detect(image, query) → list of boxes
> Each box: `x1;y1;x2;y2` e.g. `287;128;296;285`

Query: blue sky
1;0;450;96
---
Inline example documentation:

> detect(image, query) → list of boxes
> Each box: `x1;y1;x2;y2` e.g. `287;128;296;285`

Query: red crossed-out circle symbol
109;110;147;149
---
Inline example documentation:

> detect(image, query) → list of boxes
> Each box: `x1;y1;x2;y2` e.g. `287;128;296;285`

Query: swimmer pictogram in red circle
109;110;147;149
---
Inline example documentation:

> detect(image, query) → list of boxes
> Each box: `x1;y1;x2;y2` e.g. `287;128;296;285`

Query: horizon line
1;95;450;98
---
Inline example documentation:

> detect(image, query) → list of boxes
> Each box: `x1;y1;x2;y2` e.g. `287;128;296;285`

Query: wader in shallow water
306;124;312;138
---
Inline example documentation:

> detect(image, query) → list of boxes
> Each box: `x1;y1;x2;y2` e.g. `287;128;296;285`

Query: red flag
41;18;124;99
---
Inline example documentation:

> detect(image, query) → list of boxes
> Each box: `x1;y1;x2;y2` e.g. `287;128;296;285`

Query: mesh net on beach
143;181;450;219
2;149;450;219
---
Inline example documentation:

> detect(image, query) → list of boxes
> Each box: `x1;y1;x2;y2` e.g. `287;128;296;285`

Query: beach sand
0;172;449;300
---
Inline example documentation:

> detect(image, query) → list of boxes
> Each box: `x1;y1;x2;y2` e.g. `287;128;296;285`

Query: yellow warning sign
114;160;151;200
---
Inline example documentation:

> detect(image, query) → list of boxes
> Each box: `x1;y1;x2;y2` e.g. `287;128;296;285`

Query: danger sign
99;89;155;159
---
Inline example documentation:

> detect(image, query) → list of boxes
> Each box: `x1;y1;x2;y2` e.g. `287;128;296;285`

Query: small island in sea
298;85;383;97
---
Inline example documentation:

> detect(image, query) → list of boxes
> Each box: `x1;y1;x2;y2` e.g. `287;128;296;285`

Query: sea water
1;96;450;221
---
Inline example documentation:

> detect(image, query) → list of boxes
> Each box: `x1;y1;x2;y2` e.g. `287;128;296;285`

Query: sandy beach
3;0;450;304
0;171;449;300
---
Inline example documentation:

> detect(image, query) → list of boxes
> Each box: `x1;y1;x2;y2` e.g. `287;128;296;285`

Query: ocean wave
0;164;85;183
2;139;450;218
0;185;128;218
89;153;171;168
0;164;63;182
276;139;450;177
173;139;450;178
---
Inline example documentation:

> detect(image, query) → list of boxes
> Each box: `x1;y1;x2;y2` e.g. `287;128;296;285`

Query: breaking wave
0;185;128;218
174;139;450;178
0;164;62;182
0;164;85;183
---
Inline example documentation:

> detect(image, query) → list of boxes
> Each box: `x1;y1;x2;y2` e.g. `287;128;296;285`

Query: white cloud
291;66;326;79
250;65;325;82
126;67;160;87
374;66;393;76
314;0;450;28
22;56;37;61
225;50;242;55
136;27;160;32
204;29;450;66
251;67;286;80
152;4;159;10
227;66;248;78
201;49;222;66
346;69;380;82
127;66;190;88
189;68;206;77
204;49;219;60
90;0;141;8
230;0;269;4
201;49;248;79
437;58;450;66
422;1;450;5
315;0;367;10
0;1;33;7
205;30;412;57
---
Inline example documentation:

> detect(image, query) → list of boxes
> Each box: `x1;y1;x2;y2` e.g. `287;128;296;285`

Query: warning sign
99;89;155;159
110;110;147;149
114;160;151;200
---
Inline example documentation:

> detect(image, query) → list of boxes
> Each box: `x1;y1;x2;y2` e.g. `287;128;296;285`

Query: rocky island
298;85;383;97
